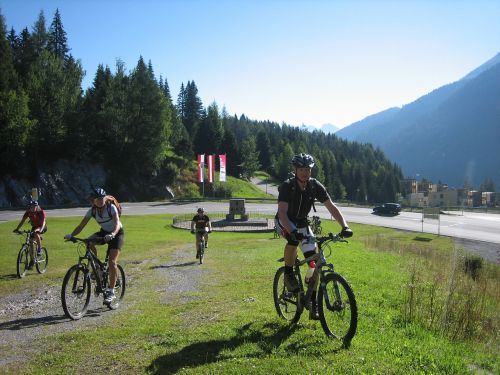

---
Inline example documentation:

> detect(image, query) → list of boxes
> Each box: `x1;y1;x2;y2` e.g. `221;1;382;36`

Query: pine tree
31;10;48;54
240;136;260;179
183;80;204;137
193;102;224;155
47;9;69;59
256;130;273;172
0;12;17;91
123;56;169;178
0;12;32;174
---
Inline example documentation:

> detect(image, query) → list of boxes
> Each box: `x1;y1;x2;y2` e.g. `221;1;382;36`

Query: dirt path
0;245;203;369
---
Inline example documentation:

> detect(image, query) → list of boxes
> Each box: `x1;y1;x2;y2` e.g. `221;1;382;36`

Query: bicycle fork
321;273;344;312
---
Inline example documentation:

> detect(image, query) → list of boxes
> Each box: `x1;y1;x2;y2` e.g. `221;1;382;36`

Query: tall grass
363;233;500;344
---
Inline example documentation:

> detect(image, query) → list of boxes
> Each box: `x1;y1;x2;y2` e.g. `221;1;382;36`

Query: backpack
92;195;122;219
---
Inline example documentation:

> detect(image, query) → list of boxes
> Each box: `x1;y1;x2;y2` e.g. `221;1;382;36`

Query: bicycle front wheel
273;267;303;323
199;242;204;264
61;264;91;320
16;245;29;278
107;264;126;310
318;272;357;346
35;247;48;274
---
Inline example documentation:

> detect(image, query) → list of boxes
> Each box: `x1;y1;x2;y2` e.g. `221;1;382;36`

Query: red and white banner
219;154;226;182
207;155;215;183
197;154;205;183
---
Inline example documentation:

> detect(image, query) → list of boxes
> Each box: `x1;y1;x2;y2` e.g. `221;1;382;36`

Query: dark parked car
373;203;402;215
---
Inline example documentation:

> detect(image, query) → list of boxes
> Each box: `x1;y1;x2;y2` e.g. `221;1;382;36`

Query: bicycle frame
294;233;347;310
71;238;109;294
17;230;36;250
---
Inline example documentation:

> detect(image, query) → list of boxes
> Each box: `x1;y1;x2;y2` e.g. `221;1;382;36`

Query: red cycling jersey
23;208;46;228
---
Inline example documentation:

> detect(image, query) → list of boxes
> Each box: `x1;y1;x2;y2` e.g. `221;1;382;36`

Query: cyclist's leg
88;231;104;257
28;232;35;268
107;248;120;289
204;228;208;247
33;230;42;251
195;232;202;257
107;230;124;289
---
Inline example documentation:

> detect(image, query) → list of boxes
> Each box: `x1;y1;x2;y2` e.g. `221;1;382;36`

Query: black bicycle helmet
90;187;107;199
28;200;38;207
291;153;315;168
197;207;204;213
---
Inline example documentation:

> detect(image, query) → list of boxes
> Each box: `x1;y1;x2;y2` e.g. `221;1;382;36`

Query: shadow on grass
148;321;342;374
0;274;19;281
413;236;433;242
0;307;111;331
150;261;198;270
0;314;68;330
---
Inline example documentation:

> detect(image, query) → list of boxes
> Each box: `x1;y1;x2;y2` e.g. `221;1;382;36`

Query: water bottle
305;261;316;284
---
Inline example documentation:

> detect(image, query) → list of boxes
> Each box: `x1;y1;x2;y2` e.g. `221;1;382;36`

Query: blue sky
1;0;499;128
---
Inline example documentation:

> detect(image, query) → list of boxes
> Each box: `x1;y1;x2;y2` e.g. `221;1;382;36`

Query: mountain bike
310;215;322;235
61;236;126;320
14;230;48;278
273;232;357;347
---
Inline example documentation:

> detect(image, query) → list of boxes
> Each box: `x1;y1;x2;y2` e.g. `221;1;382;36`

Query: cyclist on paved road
276;153;353;318
64;188;124;305
191;208;212;259
13;200;47;269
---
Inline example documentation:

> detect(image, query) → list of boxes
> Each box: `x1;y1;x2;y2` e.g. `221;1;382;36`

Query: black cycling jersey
192;214;210;229
278;177;330;225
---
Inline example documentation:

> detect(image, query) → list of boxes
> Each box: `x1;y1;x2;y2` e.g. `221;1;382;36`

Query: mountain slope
336;54;500;188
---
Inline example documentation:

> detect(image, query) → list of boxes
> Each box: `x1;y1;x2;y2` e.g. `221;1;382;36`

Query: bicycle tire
273;267;303;323
35;247;48;274
16;245;30;278
318;272;357;346
107;264;126;310
61;264;91;320
199;242;204;265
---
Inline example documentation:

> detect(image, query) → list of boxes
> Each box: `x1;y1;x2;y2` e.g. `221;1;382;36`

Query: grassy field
0;215;498;374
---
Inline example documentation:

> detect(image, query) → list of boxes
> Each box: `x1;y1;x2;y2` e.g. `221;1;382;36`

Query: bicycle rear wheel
318;272;357;346
16;245;29;278
61;264;91;320
273;267;303;323
35;247;48;274
107;264;126;310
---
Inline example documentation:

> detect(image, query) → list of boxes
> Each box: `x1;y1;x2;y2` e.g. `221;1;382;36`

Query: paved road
2;201;499;245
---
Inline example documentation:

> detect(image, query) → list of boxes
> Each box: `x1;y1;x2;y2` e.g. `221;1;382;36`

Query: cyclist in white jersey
64;188;124;305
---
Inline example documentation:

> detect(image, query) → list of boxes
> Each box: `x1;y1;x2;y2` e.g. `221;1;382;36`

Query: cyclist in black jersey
276;153;353;317
190;208;212;258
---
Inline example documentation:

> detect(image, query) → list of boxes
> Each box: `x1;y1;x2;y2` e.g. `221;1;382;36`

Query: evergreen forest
0;9;403;203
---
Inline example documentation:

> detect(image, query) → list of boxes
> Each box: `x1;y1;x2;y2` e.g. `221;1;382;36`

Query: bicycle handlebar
64;236;105;244
13;229;33;235
294;231;348;245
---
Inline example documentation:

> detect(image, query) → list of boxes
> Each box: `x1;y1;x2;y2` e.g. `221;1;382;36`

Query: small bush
463;255;483;281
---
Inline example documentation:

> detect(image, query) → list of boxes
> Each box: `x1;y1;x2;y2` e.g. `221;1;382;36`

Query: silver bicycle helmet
291;153;315;168
90;187;107;199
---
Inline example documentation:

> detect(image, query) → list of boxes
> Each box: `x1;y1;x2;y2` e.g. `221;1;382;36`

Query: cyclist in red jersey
13;200;47;268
